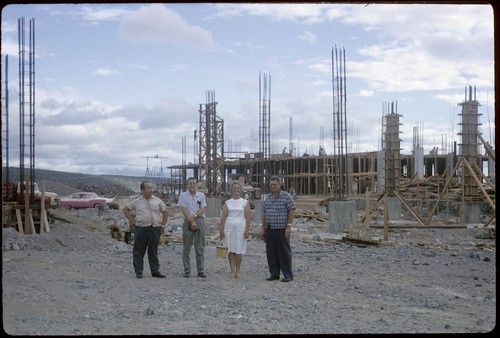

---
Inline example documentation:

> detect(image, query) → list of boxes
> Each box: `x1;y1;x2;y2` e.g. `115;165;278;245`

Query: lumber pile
294;208;328;223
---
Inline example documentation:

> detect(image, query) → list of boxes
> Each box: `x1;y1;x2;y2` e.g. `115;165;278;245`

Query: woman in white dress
220;181;251;278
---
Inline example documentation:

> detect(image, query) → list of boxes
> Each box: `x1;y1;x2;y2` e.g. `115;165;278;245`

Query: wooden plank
24;179;33;234
42;209;50;233
341;236;380;247
50;209;101;232
15;209;24;234
27;211;36;235
40;181;50;233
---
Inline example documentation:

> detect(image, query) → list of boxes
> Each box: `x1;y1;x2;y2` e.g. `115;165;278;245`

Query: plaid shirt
262;190;295;229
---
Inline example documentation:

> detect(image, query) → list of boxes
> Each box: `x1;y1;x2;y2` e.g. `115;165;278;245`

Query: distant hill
2;167;148;197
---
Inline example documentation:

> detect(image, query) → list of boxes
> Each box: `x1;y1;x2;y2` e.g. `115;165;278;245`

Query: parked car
61;192;114;209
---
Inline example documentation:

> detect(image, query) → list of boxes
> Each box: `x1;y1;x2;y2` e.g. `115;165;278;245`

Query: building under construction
167;69;495;227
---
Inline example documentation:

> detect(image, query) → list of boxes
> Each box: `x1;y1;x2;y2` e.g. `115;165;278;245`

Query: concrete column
413;147;424;180
463;202;481;225
253;200;263;224
205;197;221;218
376;150;385;194
488;156;495;183
386;196;401;220
329;200;357;235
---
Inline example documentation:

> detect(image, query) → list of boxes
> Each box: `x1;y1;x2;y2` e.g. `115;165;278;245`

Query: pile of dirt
2;207;496;335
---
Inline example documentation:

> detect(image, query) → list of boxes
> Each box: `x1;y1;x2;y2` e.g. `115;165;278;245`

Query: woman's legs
234;254;243;278
228;252;236;277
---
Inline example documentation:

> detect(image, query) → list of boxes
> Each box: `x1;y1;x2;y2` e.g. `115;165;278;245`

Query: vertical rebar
259;71;271;191
17;17;36;202
331;45;348;200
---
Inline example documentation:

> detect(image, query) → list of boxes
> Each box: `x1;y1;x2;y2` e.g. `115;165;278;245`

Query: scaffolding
18;17;37;201
383;102;402;196
199;90;224;196
458;85;482;201
2;55;9;187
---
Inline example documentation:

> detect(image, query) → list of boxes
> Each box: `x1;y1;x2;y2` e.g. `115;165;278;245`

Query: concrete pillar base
329;200;357;235
462;202;481;224
206;197;221;218
386;196;401;221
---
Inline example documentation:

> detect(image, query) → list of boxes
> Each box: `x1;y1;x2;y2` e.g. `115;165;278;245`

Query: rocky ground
1;205;496;335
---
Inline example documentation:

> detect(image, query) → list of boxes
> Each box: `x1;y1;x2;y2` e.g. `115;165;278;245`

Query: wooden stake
383;197;388;241
40;181;50;232
15;209;24;234
23;178;34;235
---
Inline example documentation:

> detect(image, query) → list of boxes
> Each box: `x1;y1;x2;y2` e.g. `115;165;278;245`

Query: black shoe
136;274;143;279
266;276;279;281
152;272;166;278
198;272;207;278
281;277;293;282
183;273;190;278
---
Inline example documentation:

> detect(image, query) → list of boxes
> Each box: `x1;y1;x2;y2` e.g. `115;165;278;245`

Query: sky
1;2;495;177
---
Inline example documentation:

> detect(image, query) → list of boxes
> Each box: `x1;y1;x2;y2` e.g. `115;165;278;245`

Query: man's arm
161;209;169;226
122;206;135;225
260;213;266;241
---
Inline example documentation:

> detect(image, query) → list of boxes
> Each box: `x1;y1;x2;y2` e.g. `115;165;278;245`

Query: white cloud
298;30;317;45
118;4;215;48
213;3;326;24
93;68;119;76
79;5;131;23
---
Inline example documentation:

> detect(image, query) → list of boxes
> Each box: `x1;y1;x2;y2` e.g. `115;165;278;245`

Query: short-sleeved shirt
126;195;167;227
262;190;295;229
177;190;207;219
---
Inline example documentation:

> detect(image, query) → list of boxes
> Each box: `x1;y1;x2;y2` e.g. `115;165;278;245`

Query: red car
61;192;114;209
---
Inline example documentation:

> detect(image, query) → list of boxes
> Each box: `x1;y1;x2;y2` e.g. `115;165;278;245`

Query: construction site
162;53;495;237
1;14;497;336
2;20;496;239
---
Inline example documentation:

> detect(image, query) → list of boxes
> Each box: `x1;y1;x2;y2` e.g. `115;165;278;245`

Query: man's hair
187;177;197;182
269;176;280;183
140;180;153;191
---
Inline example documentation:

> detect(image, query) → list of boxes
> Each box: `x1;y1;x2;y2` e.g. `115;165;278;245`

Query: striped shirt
262;190;295;229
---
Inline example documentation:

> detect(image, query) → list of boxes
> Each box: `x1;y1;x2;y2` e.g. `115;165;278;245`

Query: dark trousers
133;226;161;275
182;218;205;274
265;228;293;279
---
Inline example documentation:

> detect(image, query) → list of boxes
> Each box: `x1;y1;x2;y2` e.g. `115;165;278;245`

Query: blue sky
1;3;495;177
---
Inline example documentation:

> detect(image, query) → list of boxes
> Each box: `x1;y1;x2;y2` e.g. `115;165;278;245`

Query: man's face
188;179;197;193
142;182;154;198
269;180;281;193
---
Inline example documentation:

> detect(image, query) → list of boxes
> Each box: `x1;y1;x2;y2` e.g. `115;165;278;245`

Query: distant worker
178;177;207;278
319;146;326;156
220;181;251;278
123;180;169;279
260;176;295;282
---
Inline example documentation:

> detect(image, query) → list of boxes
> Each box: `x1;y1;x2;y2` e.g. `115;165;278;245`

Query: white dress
224;198;249;255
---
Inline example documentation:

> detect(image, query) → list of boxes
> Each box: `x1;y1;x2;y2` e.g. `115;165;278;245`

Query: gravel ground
2;207;496;335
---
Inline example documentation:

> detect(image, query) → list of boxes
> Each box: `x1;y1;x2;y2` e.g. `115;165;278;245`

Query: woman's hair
231;181;242;191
